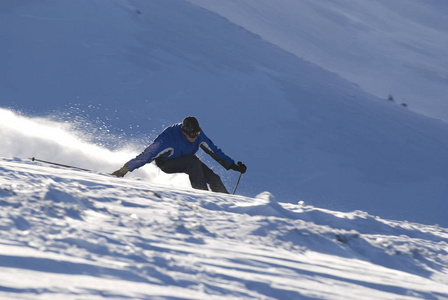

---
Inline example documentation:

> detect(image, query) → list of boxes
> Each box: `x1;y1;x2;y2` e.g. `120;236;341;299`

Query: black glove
111;165;130;177
231;161;247;174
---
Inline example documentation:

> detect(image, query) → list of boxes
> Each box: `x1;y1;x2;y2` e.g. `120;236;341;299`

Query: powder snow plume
0;108;188;188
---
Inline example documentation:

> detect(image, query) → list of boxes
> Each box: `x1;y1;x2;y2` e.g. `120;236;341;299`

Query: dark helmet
181;116;201;134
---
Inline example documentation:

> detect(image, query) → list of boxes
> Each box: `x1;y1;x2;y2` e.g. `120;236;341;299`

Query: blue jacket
126;123;235;171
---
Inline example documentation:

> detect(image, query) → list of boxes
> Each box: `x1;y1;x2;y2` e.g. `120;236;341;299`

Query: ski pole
30;157;92;172
232;173;243;195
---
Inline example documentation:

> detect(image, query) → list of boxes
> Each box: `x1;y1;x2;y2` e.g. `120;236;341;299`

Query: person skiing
112;116;247;193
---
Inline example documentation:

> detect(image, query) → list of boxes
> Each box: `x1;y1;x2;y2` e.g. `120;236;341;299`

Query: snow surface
1;0;448;298
0;157;447;299
187;0;448;122
1;0;447;226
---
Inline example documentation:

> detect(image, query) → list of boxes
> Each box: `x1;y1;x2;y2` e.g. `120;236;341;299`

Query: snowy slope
1;0;448;228
1;157;447;299
187;0;448;121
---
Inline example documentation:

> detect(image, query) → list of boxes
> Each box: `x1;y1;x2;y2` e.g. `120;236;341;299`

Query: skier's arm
112;138;173;177
199;133;247;174
126;139;174;171
199;134;234;170
112;129;174;176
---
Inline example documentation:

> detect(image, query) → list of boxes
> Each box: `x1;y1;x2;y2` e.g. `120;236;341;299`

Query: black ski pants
156;155;229;194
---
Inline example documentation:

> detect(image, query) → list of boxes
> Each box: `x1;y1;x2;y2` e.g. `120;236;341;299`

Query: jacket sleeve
199;133;235;170
126;134;174;172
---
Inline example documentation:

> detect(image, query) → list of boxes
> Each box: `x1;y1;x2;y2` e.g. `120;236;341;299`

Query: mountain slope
1;157;447;299
187;0;448;121
1;0;447;226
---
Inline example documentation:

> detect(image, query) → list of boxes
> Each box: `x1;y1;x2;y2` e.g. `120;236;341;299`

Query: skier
112;116;247;193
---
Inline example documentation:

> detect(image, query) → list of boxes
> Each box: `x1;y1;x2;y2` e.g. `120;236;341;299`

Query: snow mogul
112;116;246;193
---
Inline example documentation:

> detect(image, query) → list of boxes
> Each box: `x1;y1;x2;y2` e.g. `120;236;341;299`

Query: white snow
0;158;447;299
187;0;448;122
1;0;448;298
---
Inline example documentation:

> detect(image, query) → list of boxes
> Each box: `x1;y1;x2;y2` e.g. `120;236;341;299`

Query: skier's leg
156;156;208;190
201;162;229;194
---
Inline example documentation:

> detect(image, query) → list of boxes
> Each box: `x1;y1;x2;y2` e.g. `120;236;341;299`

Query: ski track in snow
0;158;447;299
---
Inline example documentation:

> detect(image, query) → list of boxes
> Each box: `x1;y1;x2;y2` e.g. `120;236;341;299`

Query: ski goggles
185;131;200;138
188;131;200;138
